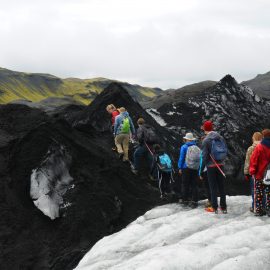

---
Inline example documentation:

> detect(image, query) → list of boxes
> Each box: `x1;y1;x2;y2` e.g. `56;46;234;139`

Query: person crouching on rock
178;132;200;208
114;107;135;162
244;132;263;213
249;129;270;217
151;144;174;200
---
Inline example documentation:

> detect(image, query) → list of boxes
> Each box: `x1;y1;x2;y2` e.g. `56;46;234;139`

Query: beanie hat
202;121;213;131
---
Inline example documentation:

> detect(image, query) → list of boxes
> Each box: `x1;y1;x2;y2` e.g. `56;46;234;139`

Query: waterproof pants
115;134;130;161
207;166;226;210
254;180;270;214
158;171;172;195
182;168;198;203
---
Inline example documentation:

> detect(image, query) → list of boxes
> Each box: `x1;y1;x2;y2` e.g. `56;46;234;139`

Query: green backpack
120;117;130;133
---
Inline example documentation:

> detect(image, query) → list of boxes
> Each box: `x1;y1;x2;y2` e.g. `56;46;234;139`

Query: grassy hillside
0;68;162;105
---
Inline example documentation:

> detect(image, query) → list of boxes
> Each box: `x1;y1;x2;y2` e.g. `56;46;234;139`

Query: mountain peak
219;74;238;87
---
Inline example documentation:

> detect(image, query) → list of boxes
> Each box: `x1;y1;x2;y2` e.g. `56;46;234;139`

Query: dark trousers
158;171;172;195
182;168;198;202
133;145;153;170
207;166;226;210
202;171;211;202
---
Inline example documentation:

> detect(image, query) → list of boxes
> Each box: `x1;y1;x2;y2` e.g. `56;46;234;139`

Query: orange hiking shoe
205;207;218;214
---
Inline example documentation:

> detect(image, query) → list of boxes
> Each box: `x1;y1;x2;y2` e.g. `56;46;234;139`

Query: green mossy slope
0;68;162;105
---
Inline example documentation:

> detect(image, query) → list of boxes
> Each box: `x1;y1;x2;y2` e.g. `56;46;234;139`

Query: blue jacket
178;141;197;169
114;112;135;136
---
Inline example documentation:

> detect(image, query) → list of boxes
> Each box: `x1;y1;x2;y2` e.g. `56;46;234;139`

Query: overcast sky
0;0;270;89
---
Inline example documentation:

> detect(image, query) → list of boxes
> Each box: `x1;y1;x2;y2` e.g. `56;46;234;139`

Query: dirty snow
75;196;270;270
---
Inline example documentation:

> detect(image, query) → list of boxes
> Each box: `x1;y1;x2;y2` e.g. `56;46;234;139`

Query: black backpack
144;125;159;144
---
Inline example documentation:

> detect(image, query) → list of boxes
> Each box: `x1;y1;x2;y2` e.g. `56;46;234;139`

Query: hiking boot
179;199;189;206
204;200;212;208
118;153;124;160
189;201;198;209
160;193;169;201
249;207;254;213
148;174;157;181
130;164;138;174
205;207;218;214
254;211;264;217
266;209;270;217
220;207;227;214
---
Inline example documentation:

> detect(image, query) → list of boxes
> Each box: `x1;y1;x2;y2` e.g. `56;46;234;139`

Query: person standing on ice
199;120;228;214
114;107;135;162
244;132;263;212
249;129;270;217
178;132;200;208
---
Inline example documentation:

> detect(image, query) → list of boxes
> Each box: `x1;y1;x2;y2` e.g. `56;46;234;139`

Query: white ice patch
255;95;261;103
30;145;73;220
75;196;270;270
146;109;167;127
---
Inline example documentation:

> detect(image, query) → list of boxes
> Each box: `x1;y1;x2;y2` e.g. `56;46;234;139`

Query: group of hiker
106;104;270;216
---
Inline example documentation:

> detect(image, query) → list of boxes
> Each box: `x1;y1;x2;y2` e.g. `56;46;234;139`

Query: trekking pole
145;142;163;170
210;154;226;178
145;142;154;156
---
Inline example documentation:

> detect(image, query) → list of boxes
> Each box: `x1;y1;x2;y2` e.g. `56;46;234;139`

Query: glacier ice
75;196;270;270
30;144;73;220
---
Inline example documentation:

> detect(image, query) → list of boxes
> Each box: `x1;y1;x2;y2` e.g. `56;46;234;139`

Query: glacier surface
76;196;270;270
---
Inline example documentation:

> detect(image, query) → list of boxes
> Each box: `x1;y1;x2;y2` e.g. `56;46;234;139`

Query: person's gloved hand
244;175;250;182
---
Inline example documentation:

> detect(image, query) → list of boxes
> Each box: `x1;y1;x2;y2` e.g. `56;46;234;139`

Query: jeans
133;145;153;170
207;166;226;210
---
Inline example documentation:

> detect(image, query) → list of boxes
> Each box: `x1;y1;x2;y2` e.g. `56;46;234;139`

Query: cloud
0;0;269;88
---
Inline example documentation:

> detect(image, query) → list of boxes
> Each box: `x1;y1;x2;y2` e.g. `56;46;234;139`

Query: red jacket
249;140;270;180
111;110;119;126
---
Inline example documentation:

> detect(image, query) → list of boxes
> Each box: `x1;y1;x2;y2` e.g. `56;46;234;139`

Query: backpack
185;145;201;170
120;117;130;134
158;153;173;172
263;163;270;186
211;138;228;161
144;126;159;144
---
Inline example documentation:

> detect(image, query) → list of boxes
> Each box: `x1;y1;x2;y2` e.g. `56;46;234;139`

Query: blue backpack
211;138;228;161
158;153;173;172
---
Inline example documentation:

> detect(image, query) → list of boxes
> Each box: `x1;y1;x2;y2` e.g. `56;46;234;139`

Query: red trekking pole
210;154;226;178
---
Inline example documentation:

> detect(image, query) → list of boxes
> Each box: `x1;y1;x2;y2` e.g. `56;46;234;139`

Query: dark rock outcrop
0;88;163;269
149;75;270;183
